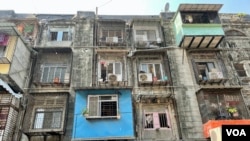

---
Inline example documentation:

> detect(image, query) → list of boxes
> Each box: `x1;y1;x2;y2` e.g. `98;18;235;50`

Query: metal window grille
50;32;58;41
33;108;62;129
158;113;169;128
144;113;153;128
88;95;118;117
41;66;67;83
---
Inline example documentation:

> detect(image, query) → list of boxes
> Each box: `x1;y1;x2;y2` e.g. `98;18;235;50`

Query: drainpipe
92;7;98;86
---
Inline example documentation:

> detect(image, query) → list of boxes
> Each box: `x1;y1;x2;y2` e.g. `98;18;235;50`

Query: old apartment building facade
0;3;250;141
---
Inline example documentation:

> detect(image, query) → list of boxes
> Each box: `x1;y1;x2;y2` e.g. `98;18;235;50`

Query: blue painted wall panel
72;89;135;140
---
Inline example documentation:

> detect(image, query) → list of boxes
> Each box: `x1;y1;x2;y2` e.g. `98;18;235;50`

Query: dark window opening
62;32;69;41
101;101;117;116
234;63;247;77
159;113;169;128
196;62;215;80
51;32;58;41
145;114;153;128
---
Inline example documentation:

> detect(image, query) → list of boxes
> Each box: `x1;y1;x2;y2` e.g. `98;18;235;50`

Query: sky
0;0;249;15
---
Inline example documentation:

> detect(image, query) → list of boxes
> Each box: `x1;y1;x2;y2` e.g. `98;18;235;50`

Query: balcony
197;71;228;84
98;36;126;47
138;72;169;87
174;4;224;48
0;36;16;64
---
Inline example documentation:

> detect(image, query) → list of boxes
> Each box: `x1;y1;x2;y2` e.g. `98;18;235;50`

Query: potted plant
227;107;238;118
82;108;89;117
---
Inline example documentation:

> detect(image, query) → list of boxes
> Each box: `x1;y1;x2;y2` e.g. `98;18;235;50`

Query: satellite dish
165;2;169;12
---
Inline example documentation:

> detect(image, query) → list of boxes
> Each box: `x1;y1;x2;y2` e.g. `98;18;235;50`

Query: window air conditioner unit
108;74;122;82
209;126;222;141
106;37;118;43
139;73;152;82
209;72;223;79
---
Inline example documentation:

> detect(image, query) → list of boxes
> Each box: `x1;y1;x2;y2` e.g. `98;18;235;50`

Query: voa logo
226;129;246;136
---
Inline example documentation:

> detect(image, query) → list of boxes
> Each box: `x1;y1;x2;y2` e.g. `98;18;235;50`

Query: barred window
88;95;118;118
144;112;170;129
41;65;67;83
33;108;63;129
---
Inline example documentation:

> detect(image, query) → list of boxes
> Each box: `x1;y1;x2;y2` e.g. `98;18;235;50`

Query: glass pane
0;47;6;57
155;64;162;79
148;64;154;75
34;112;44;129
51;111;62;128
48;67;55;82
51;32;57;41
89;96;98;116
54;67;61;78
114;63;121;75
100;96;112;100
60;67;66;82
148;30;156;41
101;63;107;81
41;67;49;82
207;62;215;71
62;32;68;41
107;63;113;74
140;64;148;73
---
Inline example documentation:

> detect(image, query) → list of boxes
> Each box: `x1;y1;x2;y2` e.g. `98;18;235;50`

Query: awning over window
0;78;22;98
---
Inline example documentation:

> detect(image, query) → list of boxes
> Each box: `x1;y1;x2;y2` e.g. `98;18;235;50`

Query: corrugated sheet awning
178;4;223;12
0;78;22;98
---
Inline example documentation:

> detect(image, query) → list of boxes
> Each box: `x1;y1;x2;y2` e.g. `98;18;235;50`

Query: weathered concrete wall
71;48;93;87
220;14;250;108
168;49;204;140
9;37;31;92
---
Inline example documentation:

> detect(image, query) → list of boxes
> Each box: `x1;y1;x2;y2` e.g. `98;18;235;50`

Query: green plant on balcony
227;107;239;119
82;108;89;117
227;107;237;114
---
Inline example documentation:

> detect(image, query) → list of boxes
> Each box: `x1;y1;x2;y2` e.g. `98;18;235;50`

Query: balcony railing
98;37;126;47
98;81;128;87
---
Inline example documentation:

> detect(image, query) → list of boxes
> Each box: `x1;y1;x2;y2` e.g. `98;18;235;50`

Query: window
0;46;6;57
50;31;69;41
0;107;9;130
33;108;62;129
140;63;162;80
101;30;123;42
144;112;169;129
234;63;247;77
88;95;118;118
136;30;156;41
181;12;220;24
100;62;122;82
41;65;67;83
196;62;216;80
